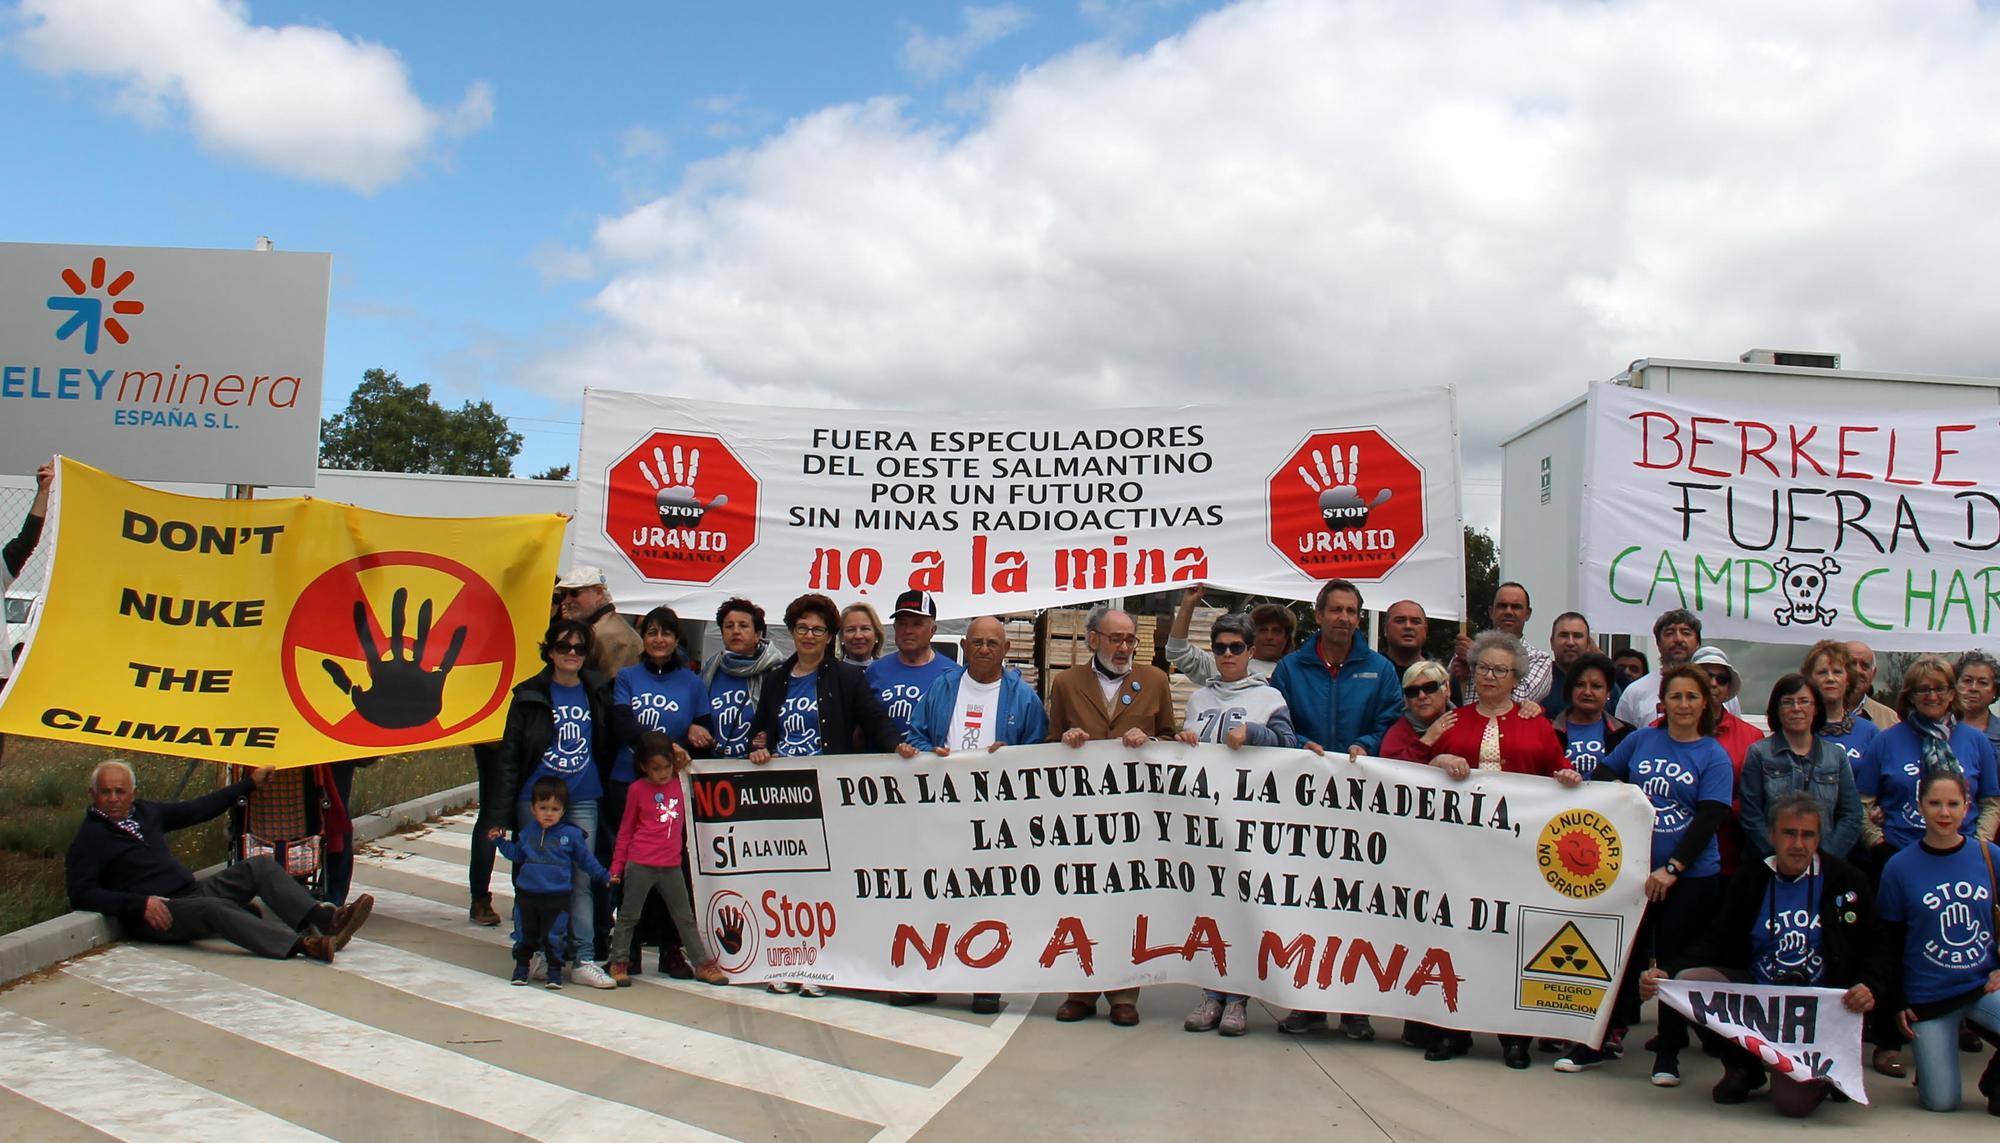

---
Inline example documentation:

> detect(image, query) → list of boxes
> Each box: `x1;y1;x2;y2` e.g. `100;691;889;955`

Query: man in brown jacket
1044;605;1176;1027
557;565;642;677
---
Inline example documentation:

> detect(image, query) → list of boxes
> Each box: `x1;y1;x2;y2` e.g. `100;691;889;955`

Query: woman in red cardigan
1425;630;1583;1067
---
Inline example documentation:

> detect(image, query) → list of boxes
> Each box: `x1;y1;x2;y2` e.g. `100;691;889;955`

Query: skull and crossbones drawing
1772;556;1841;627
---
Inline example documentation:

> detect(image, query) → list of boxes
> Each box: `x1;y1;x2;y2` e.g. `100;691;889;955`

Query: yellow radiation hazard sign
1523;920;1613;982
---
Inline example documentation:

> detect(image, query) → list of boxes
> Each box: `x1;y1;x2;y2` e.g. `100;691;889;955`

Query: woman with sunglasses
1421;630;1579;1067
746;593;899;994
495;618;621;989
1554;651;1630;780
1174;613;1298;1037
1372;660;1457;764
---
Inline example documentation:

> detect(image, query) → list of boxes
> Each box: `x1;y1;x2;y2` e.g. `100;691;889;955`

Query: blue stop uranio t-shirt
1876;839;2000;1004
1750;870;1826;985
531;681;600;801
708;676;756;759
866;654;954;738
774;673;824;757
1599;727;1735;877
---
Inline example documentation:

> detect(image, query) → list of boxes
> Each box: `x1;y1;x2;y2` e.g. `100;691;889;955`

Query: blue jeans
517;798;600;963
1203;990;1246;1004
1910;989;2000;1111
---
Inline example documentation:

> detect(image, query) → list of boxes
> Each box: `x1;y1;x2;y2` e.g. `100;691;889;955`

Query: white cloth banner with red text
688;740;1653;1040
1580;382;2000;650
1656;980;1870;1103
575;389;1464;618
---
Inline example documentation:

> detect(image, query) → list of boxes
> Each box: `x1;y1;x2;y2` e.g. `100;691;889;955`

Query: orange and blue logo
47;256;145;354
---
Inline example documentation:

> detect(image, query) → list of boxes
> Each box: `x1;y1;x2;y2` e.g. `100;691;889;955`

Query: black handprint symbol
639;443;729;527
321;588;468;729
1297;444;1392;532
718;905;746;954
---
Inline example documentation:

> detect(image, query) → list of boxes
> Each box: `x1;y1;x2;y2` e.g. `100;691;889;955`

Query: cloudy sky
7;0;1999;530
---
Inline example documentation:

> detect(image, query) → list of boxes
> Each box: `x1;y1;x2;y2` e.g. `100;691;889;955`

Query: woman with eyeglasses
1858;656;2000;857
1739;674;1863;863
1420;631;1579;1067
746;593;899;996
1174;613;1299;1038
1553;651;1630;780
1956;650;2000;754
494;618;622;990
1560;665;1733;1081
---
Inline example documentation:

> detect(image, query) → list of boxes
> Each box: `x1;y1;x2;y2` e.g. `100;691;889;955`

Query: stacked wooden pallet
1167;606;1225;714
1001;615;1038;689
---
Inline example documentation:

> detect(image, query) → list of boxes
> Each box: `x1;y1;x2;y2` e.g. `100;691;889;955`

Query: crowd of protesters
460;568;1999;1115
49;539;2000;1117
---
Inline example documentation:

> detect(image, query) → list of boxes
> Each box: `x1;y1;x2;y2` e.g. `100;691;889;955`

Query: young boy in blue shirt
489;777;610;989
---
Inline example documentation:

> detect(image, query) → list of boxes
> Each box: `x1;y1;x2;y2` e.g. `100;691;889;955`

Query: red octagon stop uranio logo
1266;428;1427;581
605;431;759;583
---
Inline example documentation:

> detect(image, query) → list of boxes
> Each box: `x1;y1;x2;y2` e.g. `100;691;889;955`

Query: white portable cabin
1499;350;2000;705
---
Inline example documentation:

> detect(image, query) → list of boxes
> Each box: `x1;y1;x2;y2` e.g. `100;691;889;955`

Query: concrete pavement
1;813;1992;1141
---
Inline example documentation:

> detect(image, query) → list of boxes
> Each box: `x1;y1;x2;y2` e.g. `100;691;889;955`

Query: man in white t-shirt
1615;607;1740;724
893;615;1047;1012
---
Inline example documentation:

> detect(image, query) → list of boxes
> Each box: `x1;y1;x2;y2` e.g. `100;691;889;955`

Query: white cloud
538;0;2000;518
14;0;490;193
903;4;1032;81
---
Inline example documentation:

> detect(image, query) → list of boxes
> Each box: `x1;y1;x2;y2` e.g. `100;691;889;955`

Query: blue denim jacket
1738;733;1864;859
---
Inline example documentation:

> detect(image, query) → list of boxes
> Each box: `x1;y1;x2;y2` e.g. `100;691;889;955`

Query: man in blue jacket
1269;577;1403;1040
67;760;372;961
899;616;1048;756
893;615;1045;1013
1271;578;1403;759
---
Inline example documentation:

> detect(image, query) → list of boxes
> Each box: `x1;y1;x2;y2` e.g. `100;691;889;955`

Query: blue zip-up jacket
495;820;610;897
905;666;1049;750
1270;631;1403;754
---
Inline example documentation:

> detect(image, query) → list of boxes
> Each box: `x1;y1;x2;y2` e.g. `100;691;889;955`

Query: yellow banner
0;458;565;766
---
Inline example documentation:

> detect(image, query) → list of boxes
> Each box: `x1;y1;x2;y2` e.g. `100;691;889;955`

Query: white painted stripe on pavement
0;1009;332;1142
354;882;999;1059
65;946;732;1143
330;938;930;1126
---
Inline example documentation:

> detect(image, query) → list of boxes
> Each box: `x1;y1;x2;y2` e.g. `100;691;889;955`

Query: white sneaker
798;983;827;998
571;962;618;990
767;981;799;994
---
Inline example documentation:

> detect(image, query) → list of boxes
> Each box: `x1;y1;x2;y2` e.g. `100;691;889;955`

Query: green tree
529;464;572;481
319;368;524;476
1422;524;1499;657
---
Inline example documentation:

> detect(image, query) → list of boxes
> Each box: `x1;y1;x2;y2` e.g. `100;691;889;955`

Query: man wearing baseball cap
866;589;955;741
557;565;641;677
1690;645;1761;876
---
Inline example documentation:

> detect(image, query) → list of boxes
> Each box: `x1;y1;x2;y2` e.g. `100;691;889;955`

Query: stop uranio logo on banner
1266;428;1427;581
605;431;760;583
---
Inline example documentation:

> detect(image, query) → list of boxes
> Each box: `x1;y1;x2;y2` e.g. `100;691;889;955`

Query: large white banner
0;242;330;486
1581;383;2000;650
1657;980;1870;1103
688;741;1653;1040
575;389;1465;618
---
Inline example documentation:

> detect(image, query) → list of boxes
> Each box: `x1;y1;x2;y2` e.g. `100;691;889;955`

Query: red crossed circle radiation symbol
1266;428;1428;580
282;552;517;747
605;430;760;584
